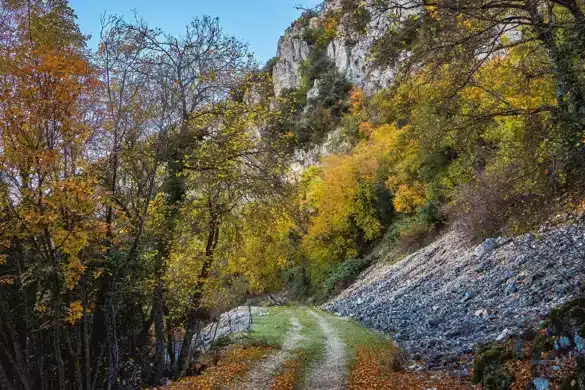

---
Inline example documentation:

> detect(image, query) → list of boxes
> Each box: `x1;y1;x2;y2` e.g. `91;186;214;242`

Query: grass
247;306;327;388
166;305;472;390
246;305;396;388
248;306;293;346
245;306;328;388
293;307;326;387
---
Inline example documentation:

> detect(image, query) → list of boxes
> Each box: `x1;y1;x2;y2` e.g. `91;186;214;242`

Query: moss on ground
548;298;585;337
472;345;514;389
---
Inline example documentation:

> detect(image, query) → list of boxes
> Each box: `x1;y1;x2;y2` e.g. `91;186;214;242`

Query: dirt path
304;310;347;390
234;315;303;390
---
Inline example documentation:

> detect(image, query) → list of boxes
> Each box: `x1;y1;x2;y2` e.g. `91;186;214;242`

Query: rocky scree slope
324;222;585;370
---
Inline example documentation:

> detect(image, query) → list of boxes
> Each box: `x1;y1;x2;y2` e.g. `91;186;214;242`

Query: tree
300;124;395;284
104;15;254;382
92;15;163;388
0;1;104;388
166;88;291;376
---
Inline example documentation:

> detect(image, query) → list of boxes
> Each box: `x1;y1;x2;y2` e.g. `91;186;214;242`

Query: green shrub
547;298;585;337
390;214;441;253
473;346;514;389
418;200;445;226
321;257;371;300
532;334;554;360
483;369;514;390
282;264;312;299
276;65;351;149
263;57;278;74
292;10;319;30
302;24;336;51
272;17;353;150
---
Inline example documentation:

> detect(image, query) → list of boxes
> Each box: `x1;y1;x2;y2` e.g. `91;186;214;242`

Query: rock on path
305;310;347;390
234;315;303;390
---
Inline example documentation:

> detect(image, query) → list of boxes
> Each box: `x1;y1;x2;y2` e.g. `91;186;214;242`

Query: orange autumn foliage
392;183;427;213
0;38;105;288
350;87;365;115
157;345;272;390
349;347;474;390
270;359;301;390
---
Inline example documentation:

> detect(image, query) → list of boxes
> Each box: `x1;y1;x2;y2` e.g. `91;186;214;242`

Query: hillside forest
1;0;585;388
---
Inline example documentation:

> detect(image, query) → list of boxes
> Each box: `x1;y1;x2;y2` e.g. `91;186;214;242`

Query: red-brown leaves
155;344;273;390
349;347;475;390
270;359;301;390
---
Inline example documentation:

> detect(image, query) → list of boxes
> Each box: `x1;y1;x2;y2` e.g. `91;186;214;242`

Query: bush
263;57;278;74
453;164;553;242
472;346;514;389
300;68;352;146
291;10;319;31
302;24;336;50
310;67;352;111
277;65;351;149
273;16;353;150
547;298;585;338
282;264;312;299
418;200;445;226
320;256;372;301
390;213;442;253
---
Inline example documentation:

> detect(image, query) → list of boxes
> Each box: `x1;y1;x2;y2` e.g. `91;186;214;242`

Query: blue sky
69;0;321;65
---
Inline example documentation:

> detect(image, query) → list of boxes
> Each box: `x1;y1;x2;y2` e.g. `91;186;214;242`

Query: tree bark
0;299;31;390
82;284;91;390
106;303;119;390
152;265;167;384
526;0;585;123
176;220;220;377
167;321;176;378
0;359;14;390
54;325;66;390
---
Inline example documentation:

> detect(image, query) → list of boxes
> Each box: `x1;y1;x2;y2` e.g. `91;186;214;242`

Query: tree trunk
54;325;66;390
153;123;189;383
82;285;91;390
176;318;198;378
106;303;119;390
528;1;585;123
0;360;14;390
176;221;220;377
152;269;167;385
135;314;154;365
0;299;31;390
167;322;176;378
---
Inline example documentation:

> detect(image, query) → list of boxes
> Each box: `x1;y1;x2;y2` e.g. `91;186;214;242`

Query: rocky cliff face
272;3;398;167
272;3;395;97
324;0;396;94
289;127;351;174
272;22;313;96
